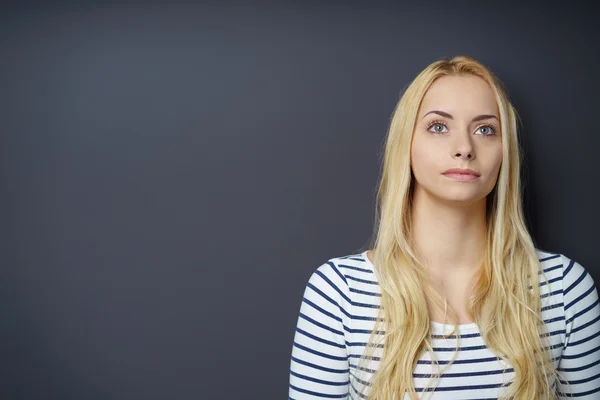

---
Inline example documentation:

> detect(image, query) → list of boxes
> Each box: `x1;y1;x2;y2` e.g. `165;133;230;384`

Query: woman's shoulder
534;247;562;263
535;247;593;281
302;250;380;302
535;247;598;305
326;250;379;284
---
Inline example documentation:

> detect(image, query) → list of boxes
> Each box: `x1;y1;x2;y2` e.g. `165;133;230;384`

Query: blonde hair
355;56;569;399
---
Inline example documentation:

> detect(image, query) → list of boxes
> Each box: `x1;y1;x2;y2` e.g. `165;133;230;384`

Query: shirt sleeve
557;254;600;398
288;261;351;399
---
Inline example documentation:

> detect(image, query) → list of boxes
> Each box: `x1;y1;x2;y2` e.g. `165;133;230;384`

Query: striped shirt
288;249;600;399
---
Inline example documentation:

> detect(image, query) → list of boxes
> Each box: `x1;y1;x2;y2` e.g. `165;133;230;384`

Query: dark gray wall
1;3;598;399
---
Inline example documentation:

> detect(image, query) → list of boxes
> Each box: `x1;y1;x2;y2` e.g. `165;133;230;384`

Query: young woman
288;56;600;399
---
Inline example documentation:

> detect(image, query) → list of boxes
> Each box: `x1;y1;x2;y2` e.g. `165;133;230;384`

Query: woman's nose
452;133;475;160
454;151;473;159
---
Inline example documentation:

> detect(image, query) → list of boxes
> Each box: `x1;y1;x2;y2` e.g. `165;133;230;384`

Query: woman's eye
428;122;447;134
476;125;497;135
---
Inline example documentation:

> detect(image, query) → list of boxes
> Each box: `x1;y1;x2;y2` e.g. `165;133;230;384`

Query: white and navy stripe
288;249;600;399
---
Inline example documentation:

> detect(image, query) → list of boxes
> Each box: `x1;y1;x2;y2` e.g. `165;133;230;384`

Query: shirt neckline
360;250;480;332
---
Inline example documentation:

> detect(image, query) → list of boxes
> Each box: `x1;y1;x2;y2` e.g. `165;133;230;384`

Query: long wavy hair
355;56;569;399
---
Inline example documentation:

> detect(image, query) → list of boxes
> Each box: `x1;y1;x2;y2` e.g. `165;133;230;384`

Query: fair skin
368;74;503;324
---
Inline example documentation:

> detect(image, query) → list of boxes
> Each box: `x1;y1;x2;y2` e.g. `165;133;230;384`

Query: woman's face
410;74;503;206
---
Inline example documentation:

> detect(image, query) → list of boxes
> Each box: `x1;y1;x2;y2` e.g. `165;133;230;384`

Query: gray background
1;2;598;399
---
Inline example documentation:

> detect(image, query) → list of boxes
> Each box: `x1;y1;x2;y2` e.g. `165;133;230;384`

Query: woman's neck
410;186;487;273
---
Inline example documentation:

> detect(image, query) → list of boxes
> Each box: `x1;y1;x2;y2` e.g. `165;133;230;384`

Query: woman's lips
443;173;480;182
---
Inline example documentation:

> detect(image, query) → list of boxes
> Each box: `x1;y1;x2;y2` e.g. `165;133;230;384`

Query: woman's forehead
419;75;499;118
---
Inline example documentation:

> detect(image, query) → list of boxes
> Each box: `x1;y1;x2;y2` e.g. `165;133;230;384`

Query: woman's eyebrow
422;110;499;122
